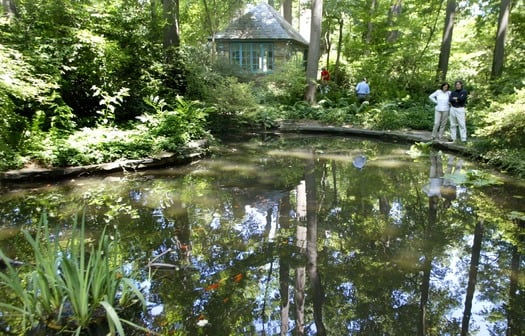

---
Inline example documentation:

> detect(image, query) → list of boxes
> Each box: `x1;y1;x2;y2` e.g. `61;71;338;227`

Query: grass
0;211;150;335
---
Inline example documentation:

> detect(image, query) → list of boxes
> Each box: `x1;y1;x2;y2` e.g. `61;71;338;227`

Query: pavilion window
230;43;274;73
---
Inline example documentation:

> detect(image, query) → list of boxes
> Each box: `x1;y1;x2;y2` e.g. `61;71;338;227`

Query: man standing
355;78;370;103
449;80;468;143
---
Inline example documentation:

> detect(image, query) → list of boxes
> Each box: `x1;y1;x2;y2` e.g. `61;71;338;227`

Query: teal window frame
230;42;274;73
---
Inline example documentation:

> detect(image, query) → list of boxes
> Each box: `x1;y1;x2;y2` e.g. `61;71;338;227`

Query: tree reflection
461;219;484;335
295;180;307;335
507;218;525;336
305;153;327;335
278;193;292;335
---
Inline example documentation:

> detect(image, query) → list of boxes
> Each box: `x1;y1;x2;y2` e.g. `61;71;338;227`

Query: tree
491;0;511;79
1;0;16;17
282;0;292;24
163;0;180;62
305;0;323;104
366;0;378;45
386;0;402;43
436;0;455;82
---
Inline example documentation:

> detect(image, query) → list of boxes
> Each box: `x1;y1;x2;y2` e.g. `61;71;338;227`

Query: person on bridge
429;82;451;141
449;80;468;143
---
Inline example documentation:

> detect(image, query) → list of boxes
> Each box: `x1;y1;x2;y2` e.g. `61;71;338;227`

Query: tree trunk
1;0;16;17
202;0;216;61
436;0;455;82
324;23;331;68
304;0;323;104
491;0;511;79
366;0;378;44
282;0;292;24
334;17;344;82
387;0;402;43
305;153;327;335
331;161;338;202
461;219;484;336
163;0;180;61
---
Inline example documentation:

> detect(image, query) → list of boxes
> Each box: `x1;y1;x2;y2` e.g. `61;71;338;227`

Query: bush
28;127;154;167
475;88;525;148
257;61;307;105
142;95;211;148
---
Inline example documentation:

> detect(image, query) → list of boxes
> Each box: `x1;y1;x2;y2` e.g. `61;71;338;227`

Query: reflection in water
0;136;525;335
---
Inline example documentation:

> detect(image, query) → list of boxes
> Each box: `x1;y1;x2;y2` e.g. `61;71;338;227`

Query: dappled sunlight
203;160;259;174
267;148;314;160
368;158;412;168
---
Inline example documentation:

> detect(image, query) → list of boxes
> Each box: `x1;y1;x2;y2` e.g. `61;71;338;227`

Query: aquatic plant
0;212;148;335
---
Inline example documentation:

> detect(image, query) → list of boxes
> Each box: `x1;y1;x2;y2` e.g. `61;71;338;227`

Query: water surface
1;134;524;335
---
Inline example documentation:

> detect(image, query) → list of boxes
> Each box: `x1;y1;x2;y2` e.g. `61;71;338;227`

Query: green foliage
0;44;54;159
471;88;525;176
0;143;24;170
283;100;319;120
280;95;433;131
0;212;147;335
257;61;308;105
0;0;523;178
475;88;525;148
203;77;259;133
357;99;431;130
179;0;253;46
400;102;434;130
29;127;153;167
356;102;405;130
141;95;211;151
92;86;130;127
209;77;258;115
407;141;433;157
175;46;266;133
246;106;282;130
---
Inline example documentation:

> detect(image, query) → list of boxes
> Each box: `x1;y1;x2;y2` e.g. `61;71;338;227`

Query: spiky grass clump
0;213;148;335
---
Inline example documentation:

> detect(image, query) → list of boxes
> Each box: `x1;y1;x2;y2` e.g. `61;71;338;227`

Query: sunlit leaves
509;211;525;222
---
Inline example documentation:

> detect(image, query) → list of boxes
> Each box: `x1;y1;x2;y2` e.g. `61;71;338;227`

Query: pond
1;134;524;335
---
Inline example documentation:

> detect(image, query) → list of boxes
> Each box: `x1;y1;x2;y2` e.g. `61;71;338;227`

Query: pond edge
0;140;210;185
0;123;481;185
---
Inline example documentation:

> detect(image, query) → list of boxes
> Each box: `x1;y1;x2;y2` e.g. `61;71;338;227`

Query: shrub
475;88;525;148
257;61;307;105
141;95;211;149
29;127;154;167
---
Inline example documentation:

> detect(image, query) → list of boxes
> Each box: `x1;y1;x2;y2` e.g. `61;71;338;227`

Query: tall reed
0;212;148;335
